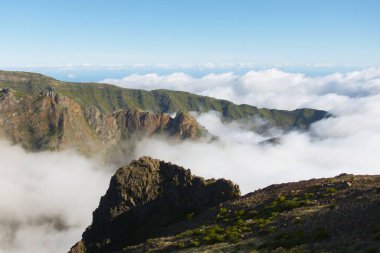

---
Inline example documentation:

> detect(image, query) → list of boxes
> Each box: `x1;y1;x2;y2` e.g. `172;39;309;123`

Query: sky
1;0;380;68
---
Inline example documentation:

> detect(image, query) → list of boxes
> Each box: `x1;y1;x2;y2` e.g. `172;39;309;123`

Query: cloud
102;67;380;113
102;67;380;194
0;141;112;253
133;108;380;194
102;72;237;94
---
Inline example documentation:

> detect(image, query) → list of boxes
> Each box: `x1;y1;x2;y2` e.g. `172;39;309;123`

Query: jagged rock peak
0;88;12;99
40;86;57;98
1;87;11;94
69;156;240;253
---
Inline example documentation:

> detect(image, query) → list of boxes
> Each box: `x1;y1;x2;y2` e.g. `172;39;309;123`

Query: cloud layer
133;108;380;194
0;142;112;253
102;67;380;114
107;68;380;193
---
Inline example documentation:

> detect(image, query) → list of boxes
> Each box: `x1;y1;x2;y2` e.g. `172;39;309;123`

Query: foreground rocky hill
70;158;380;253
70;157;240;253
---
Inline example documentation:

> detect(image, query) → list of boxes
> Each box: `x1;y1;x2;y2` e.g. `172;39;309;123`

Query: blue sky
1;0;379;68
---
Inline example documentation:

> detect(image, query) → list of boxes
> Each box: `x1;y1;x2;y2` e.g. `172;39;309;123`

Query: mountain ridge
0;87;206;155
0;70;329;132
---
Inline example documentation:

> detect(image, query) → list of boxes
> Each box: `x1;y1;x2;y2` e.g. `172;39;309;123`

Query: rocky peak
168;110;207;139
0;87;11;95
0;88;14;100
69;157;240;253
39;87;58;99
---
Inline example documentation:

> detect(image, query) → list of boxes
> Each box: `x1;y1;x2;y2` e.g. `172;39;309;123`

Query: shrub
277;194;286;202
193;226;206;236
186;212;194;220
189;239;200;247
326;187;337;195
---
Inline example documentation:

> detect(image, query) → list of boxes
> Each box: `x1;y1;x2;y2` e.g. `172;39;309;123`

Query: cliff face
70;157;240;253
85;106;206;143
0;87;101;152
0;88;207;154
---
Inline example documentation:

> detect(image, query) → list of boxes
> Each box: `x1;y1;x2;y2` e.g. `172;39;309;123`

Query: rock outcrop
69;157;240;253
0;87;99;152
70;173;380;253
85;107;206;143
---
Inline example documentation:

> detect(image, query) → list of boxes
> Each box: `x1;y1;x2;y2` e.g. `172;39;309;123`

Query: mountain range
0;70;328;156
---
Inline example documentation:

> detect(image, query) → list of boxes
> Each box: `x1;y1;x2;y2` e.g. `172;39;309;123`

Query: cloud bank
0;142;112;253
133;108;380;194
108;68;380;193
102;67;380;113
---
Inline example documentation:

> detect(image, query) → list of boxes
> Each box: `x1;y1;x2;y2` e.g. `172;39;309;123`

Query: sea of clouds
0;142;112;253
106;67;380;192
1;67;379;252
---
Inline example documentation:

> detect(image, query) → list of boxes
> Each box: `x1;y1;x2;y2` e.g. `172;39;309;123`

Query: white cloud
0;141;112;253
103;67;379;194
133;108;380;194
102;67;380;114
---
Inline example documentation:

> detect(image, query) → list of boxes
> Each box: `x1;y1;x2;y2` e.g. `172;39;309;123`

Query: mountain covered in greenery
0;70;328;130
0;70;328;156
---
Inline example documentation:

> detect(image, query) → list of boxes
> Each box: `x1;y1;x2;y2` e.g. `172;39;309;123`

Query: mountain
0;70;329;155
0;87;205;155
0;70;328;130
69;157;240;253
70;158;380;253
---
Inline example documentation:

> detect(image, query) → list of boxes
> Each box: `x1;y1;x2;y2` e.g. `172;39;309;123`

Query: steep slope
0;88;206;154
69;157;240;253
69;159;380;253
0;70;329;132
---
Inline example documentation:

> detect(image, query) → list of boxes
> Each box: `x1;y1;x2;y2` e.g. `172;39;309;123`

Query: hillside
0;87;205;154
69;157;380;253
0;70;328;132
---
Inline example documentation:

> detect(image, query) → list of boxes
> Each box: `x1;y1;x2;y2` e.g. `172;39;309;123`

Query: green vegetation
174;191;323;249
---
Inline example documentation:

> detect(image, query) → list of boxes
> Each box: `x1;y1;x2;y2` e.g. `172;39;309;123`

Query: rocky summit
69;157;240;253
69;161;380;253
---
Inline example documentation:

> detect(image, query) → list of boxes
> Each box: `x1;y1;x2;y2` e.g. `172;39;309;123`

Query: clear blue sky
1;0;379;67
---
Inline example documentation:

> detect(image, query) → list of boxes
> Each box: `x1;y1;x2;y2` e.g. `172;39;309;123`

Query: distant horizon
1;63;376;83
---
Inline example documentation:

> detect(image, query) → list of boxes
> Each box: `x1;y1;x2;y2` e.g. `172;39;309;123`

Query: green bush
186;212;194;220
189;239;200;247
326;187;337;195
276;194;286;202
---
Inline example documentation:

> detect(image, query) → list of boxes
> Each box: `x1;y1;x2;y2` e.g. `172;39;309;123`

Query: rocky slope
0;87;206;154
69;158;380;253
69;157;240;253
